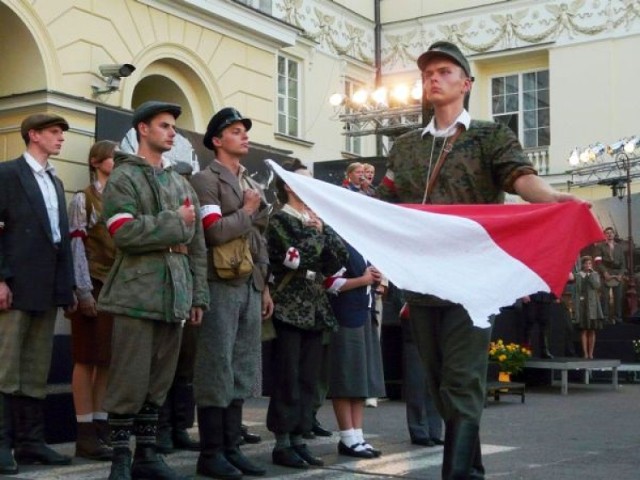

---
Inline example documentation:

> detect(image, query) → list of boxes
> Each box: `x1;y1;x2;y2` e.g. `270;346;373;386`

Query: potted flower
488;339;532;380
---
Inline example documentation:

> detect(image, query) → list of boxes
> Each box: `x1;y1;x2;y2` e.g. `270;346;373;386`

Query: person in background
400;304;443;448
377;41;579;479
362;163;377;196
344;162;375;196
0;113;76;475
593;227;626;323
67;140;118;461
98;101;209;480
326;242;386;460
265;158;348;469
191;107;273;480
574;256;605;359
521;292;555;359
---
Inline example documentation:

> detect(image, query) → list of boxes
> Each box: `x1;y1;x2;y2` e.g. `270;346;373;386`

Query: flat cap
203;107;252;150
21;113;69;141
132;101;181;128
417;41;471;78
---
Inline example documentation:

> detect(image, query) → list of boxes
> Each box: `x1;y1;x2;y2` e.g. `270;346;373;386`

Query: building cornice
143;0;301;50
381;0;640;73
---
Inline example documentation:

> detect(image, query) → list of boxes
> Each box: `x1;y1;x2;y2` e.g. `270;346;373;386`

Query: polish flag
266;160;604;327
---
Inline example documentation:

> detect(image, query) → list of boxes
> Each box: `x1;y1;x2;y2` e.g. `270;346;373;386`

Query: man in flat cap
0;113;76;474
377;41;579;479
190;107;273;479
98;100;209;480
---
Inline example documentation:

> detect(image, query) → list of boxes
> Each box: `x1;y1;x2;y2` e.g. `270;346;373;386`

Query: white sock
93;411;108;421
76;413;93;423
353;428;364;444
339;428;357;447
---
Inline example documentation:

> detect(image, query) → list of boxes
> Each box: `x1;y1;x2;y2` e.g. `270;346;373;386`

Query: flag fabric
266;160;604;327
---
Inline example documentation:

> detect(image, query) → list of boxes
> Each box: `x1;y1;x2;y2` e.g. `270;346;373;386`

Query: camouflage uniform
378;120;535;442
99;151;208;414
265;208;348;437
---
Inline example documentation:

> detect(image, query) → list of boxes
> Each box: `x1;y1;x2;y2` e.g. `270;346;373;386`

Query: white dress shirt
23;152;61;243
422;109;471;138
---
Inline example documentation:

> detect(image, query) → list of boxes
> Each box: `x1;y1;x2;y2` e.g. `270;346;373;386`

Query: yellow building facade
0;0;638;202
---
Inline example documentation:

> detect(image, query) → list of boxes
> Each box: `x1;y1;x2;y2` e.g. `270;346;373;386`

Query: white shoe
365;398;378;408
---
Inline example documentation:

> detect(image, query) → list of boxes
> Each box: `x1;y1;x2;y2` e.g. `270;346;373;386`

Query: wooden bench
485;363;525;405
524;357;620;395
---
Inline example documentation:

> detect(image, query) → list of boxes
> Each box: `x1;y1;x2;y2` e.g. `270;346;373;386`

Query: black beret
203;107;252;150
21;114;69;142
417;41;472;78
132;101;181;128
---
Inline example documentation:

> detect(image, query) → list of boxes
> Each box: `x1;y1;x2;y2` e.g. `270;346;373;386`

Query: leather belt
167;244;188;255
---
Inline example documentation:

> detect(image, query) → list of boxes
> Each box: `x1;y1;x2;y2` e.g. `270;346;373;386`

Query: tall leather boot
469;433;485;480
441;420;455;480
0;393;18;474
108;414;133;480
75;421;112;460
12;395;72;465
197;406;241;480
223;399;266;476
171;383;199;451
448;420;479;480
539;325;554;359
157;392;175;454
130;403;188;480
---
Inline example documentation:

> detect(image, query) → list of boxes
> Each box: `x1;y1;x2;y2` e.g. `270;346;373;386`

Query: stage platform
525;357;620;395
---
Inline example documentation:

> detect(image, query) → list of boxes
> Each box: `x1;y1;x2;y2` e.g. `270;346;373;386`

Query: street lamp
567;138;639;318
329;79;423;145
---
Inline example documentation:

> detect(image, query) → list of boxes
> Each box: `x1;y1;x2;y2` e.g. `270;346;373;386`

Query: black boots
223;399;266;476
109;404;188;480
130;403;188;480
158;383;199;454
442;420;484;480
108;414;133;480
76;421;112;460
0;393;18;475
12;395;72;466
197;406;242;480
539;331;554;359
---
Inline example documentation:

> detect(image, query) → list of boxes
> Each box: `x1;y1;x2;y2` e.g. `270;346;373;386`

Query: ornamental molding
381;0;640;73
273;0;375;65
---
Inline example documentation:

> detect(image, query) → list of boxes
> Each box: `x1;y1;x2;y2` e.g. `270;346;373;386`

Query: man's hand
262;286;274;320
0;282;12;311
522;295;531;303
78;296;98;317
178;201;196;227
242;189;262;215
189;306;204;326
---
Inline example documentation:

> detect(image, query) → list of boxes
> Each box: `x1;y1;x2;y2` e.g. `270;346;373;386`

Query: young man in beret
0;113;76;474
377;41;578;479
190;107;273;479
98;101;209;480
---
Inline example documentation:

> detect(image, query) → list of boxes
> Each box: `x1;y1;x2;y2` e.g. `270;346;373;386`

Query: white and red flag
266;160;604;327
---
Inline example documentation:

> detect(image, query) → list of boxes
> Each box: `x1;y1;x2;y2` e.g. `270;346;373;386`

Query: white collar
281;203;310;223
422;109;470;138
23;152;56;176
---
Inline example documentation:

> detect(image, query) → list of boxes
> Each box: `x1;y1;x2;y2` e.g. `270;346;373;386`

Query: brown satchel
212;236;254;279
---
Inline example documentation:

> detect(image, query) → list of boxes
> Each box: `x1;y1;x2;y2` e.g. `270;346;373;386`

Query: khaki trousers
0;308;58;399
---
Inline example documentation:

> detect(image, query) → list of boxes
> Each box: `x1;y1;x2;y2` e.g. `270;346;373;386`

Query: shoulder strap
422;125;464;204
275;270;296;293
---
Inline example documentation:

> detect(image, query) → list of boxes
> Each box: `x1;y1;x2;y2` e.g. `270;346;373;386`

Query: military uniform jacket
0;156;75;311
190;160;270;290
378;120;536;305
267;209;348;331
593;241;626;276
98;152;209;322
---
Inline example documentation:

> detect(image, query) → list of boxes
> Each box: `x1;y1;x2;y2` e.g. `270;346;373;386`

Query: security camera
98;64;136;78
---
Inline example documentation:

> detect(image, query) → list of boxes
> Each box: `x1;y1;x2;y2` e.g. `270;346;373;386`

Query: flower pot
498;371;511;383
